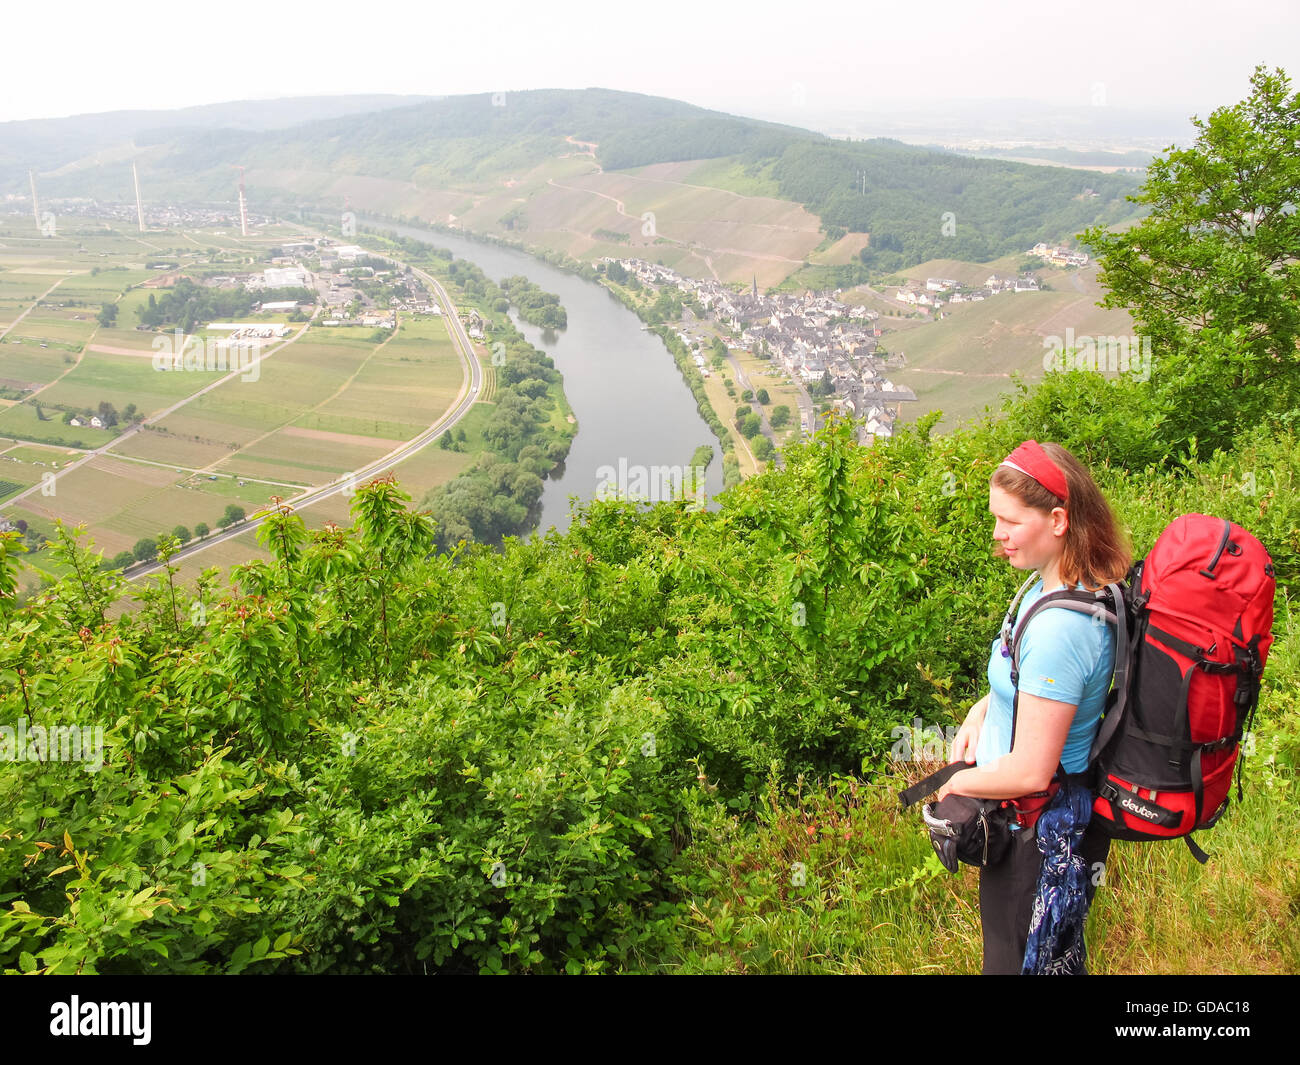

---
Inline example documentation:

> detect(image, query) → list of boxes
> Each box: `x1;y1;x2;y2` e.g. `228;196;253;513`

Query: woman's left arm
937;691;1075;799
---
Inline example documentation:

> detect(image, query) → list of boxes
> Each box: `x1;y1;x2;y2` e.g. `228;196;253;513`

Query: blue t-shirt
976;578;1115;774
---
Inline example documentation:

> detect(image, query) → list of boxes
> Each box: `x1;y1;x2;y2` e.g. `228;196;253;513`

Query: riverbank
349;210;741;486
597;280;743;490
343;213;728;536
318;224;579;551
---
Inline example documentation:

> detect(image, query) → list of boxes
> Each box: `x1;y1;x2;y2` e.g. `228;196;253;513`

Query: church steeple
752;275;758;299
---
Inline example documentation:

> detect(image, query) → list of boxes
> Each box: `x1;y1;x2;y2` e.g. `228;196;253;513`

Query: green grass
0;403;115;448
672;157;782;199
0;343;76;387
32;350;213;406
642;750;1298;974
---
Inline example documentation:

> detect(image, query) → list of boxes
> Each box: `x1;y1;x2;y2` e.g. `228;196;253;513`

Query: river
369;219;726;538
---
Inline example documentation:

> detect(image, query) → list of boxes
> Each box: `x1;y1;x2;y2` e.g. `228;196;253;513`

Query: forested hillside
19;88;1138;272
770;138;1135;268
598;114;1137;265
0;94;435;189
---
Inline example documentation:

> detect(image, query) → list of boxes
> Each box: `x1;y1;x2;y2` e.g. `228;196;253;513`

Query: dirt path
563;135;598;156
24;285;136;399
1034;293;1105;339
0;277;75;342
547;176;630;216
85;343;158;357
906;367;1012;378
108;452;307;489
281;426;402;448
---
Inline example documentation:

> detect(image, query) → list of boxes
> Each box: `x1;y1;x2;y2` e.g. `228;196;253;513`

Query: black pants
978;818;1111;975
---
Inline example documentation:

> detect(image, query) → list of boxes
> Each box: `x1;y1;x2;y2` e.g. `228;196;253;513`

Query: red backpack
1006;513;1275;862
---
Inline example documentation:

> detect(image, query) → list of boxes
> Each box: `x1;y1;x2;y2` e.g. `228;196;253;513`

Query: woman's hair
989;441;1132;590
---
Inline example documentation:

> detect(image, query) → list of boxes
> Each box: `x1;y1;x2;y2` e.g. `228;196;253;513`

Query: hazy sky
2;0;1296;124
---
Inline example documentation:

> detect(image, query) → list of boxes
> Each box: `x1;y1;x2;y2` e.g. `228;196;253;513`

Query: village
605;257;917;440
8;200;275;231
891;271;1041;308
600;240;1085;441
885;242;1086;309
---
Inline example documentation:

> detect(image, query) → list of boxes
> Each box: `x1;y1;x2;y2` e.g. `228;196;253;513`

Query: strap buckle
921;804;957;838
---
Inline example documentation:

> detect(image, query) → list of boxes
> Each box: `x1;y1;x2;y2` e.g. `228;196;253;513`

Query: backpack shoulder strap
1089;582;1131;762
1007;586;1119;682
1005;582;1129;772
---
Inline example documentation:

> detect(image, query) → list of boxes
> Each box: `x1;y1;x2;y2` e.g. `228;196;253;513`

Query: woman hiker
937;439;1131;974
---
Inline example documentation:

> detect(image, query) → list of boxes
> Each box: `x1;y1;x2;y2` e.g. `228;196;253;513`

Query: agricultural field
1;218;478;598
698;360;757;478
0;339;80;391
257;151;827;287
515;162;820;286
0;440;77;503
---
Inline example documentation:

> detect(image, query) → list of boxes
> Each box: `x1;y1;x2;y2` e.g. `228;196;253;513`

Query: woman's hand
936;773;964;802
945;693;1077;799
949;693;989;765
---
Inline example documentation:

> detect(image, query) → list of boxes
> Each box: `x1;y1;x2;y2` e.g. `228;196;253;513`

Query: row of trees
136;280;316;332
417;256;573;552
103;506;245;570
438;427;469;452
60;401;136;428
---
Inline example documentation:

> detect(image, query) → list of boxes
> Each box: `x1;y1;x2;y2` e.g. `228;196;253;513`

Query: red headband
998;439;1069;502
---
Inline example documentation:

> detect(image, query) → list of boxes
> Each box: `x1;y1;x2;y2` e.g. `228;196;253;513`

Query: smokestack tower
133;162;145;232
28;171;41;234
236;166;249;237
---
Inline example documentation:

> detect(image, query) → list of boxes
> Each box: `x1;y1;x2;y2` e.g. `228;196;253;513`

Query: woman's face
988;484;1068;574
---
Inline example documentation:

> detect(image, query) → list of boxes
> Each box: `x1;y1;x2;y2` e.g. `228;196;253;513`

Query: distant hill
936;145;1154;170
5;88;1143;280
0;94;437;186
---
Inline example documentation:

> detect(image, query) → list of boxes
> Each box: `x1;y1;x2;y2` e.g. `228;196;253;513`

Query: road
0;277;74;342
725;350;800;471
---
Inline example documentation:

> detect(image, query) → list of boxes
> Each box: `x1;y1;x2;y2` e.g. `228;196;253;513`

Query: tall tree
1080;65;1300;456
